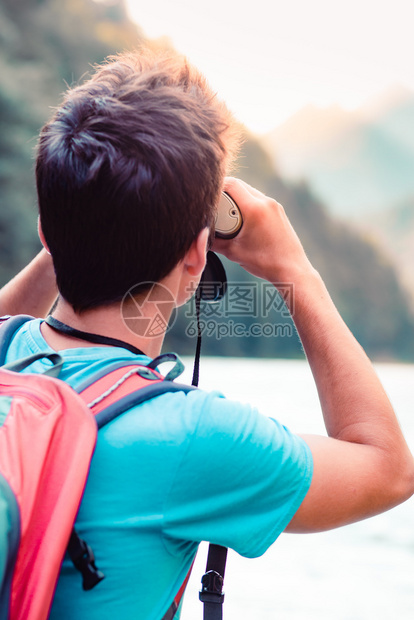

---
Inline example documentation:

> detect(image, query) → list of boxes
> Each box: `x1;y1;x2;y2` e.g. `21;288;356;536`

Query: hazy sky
125;0;414;134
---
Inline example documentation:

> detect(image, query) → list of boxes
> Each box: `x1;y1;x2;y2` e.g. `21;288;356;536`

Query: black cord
191;289;202;387
45;316;146;356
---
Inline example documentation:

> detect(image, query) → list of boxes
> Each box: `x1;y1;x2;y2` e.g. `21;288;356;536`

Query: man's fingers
223;177;266;201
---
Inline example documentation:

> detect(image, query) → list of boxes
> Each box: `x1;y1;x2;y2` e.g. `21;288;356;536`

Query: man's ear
37;217;51;255
184;227;209;277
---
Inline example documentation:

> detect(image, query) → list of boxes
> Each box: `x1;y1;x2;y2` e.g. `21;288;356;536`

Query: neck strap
45;315;146;356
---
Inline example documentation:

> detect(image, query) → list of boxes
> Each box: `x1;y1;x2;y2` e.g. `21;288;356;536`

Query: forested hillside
1;0;413;360
0;0;144;280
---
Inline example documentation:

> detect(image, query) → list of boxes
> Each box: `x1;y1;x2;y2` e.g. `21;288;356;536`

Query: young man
1;49;413;619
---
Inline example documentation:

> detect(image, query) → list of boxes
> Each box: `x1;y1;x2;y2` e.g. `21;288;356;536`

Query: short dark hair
36;48;240;312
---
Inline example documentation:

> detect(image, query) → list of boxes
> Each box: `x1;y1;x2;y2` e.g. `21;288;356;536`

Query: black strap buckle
199;570;225;604
68;530;105;591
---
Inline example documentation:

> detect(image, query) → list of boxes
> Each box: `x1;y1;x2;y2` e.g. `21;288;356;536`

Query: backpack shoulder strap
76;353;195;429
0;315;34;365
67;357;196;596
94;379;196;429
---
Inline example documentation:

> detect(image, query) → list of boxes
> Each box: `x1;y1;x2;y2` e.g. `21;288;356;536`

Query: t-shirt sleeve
162;390;313;559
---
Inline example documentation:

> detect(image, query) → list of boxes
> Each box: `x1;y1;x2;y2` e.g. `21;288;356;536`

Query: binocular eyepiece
215;192;243;239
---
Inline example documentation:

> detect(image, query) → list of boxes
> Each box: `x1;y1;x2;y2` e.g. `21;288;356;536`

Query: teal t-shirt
5;319;313;620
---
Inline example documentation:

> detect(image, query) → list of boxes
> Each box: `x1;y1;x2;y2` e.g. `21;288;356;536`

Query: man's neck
41;298;167;359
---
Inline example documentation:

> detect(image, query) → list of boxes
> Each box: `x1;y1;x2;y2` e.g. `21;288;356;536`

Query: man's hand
212;177;314;284
0;249;58;318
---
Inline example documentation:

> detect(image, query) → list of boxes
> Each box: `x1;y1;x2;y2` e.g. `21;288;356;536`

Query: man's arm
213;177;414;533
0;249;58;318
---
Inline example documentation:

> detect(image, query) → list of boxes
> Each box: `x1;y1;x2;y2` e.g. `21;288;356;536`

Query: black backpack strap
199;544;228;620
67;530;105;591
162;601;179;620
0;315;34;365
191;288;229;620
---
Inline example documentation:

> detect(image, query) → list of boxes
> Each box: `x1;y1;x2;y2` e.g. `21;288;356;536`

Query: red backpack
0;315;199;620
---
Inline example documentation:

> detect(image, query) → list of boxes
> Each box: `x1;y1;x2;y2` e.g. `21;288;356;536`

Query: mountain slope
359;197;414;303
263;88;414;217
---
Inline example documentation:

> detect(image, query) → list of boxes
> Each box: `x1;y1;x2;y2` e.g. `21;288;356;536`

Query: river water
177;357;414;620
